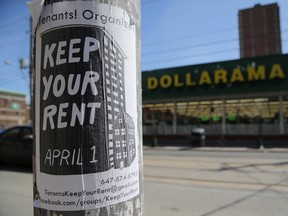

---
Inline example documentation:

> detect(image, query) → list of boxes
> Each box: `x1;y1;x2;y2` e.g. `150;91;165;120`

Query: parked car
0;126;33;166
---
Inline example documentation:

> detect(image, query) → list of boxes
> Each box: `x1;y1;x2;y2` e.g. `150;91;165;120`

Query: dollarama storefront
142;54;288;146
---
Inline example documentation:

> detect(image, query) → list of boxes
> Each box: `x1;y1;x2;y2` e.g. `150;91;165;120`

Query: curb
143;146;288;153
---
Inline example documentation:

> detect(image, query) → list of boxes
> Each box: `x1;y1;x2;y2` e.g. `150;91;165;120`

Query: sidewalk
143;145;288;153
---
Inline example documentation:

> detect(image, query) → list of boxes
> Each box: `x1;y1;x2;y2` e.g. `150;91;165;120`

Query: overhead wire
0;65;30;87
0;73;27;86
143;16;288;47
142;0;162;6
0;15;30;87
142;47;237;66
143;27;237;47
0;37;28;48
142;38;288;67
142;15;288;67
0;70;21;78
142;16;288;55
142;17;288;68
0;16;28;30
143;38;238;56
0;78;28;86
142;29;288;57
20;70;29;87
0;25;28;38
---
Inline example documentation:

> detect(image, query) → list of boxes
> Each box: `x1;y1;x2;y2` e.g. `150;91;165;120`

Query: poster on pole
30;0;142;213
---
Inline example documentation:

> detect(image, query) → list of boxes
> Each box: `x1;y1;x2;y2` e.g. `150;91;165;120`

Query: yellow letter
269;64;285;80
147;77;158;90
186;73;196;86
214;70;228;84
248;65;265;81
160;75;173;88
174;74;184;87
230;68;245;83
199;71;212;85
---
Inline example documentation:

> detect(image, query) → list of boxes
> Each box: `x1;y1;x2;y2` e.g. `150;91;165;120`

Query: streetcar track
144;164;288;174
144;174;288;191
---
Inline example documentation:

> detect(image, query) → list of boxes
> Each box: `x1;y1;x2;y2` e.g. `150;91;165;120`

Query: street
1;148;288;216
144;148;288;216
0;167;33;216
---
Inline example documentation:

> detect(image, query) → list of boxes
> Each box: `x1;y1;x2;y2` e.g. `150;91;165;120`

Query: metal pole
29;16;34;125
279;95;284;135
173;102;177;134
222;99;226;135
29;0;143;215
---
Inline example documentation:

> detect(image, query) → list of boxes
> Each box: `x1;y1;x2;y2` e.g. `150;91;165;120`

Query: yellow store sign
147;64;285;90
142;55;288;102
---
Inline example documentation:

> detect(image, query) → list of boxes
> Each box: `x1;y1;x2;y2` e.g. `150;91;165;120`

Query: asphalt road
0;167;33;216
144;148;288;216
0;148;288;216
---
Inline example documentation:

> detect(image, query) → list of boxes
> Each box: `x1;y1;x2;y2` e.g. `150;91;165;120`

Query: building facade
239;3;282;58
142;54;288;136
0;90;30;129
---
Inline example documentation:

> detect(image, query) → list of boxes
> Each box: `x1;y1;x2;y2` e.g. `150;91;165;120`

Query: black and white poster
32;1;140;211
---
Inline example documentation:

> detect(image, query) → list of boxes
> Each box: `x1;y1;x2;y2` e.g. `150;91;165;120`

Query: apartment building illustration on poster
103;30;137;169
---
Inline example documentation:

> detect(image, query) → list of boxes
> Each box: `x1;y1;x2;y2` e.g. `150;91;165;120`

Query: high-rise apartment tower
238;3;282;58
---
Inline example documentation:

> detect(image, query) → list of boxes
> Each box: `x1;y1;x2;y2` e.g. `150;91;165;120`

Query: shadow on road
0;164;32;173
218;161;288;171
199;176;288;216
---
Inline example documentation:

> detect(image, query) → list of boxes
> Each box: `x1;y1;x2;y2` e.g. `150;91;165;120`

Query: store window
143;96;287;135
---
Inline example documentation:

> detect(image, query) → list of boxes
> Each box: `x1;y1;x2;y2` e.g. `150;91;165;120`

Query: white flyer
31;1;139;211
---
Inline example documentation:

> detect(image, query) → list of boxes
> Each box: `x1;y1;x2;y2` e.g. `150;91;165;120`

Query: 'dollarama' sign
143;55;288;101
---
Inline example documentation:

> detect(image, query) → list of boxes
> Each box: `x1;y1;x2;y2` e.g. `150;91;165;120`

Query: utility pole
29;16;34;124
29;0;143;215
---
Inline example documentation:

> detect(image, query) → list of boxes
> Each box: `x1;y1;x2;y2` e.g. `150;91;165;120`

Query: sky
0;0;288;104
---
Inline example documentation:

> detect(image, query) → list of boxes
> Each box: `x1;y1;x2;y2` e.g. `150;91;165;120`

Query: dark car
0;126;33;166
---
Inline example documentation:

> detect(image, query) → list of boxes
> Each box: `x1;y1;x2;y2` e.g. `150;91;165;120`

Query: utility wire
143;27;237;47
142;38;288;66
0;71;20;78
20;69;29;87
0;71;27;80
0;71;29;85
0;16;27;30
0;77;28;86
0;74;29;87
143;17;288;47
0;37;28;48
143;47;237;66
0;74;26;85
0;25;28;38
143;29;288;56
142;0;162;6
143;38;237;56
0;68;29;87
